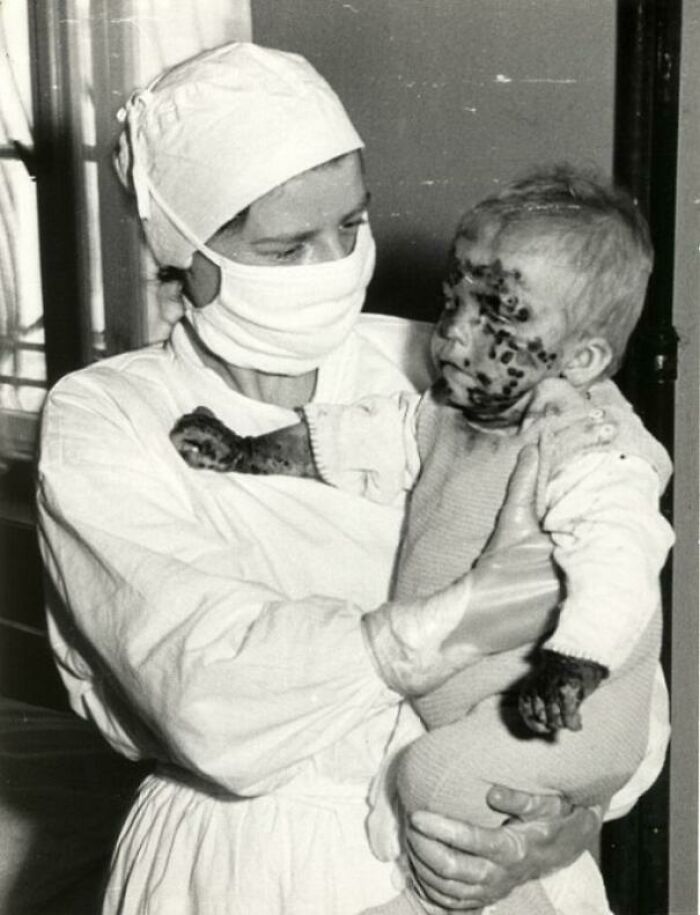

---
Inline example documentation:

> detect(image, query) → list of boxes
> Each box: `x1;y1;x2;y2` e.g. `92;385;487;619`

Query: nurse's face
186;152;369;307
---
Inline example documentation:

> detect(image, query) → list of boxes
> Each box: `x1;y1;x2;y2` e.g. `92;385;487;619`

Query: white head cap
115;42;364;268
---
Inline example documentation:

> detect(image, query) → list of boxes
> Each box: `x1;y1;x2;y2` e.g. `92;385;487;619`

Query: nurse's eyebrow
341;191;372;221
255;192;372;245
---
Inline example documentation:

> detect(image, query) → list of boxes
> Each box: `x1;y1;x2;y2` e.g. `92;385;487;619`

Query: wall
254;3;698;908
669;0;700;910
0;463;68;710
253;0;616;322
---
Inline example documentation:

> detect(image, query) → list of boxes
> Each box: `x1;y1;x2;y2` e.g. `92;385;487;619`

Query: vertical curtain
125;0;253;344
0;1;45;416
0;0;252;416
0;0;251;460
136;0;252;83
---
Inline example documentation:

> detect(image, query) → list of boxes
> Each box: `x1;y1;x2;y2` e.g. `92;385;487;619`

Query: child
170;165;674;914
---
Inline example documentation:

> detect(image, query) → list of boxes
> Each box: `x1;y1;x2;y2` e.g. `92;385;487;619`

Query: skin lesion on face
457;257;528;322
435;250;566;423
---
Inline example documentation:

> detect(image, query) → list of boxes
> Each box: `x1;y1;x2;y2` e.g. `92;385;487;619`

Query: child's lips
440;360;473;387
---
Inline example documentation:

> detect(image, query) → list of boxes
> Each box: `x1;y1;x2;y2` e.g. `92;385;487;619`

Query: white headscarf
115;42;364;268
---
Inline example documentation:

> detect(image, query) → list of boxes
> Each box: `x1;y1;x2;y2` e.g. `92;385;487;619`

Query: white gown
36;315;668;914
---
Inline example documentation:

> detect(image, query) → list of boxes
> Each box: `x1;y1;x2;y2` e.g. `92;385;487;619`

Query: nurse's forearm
362;444;561;697
362;531;560;696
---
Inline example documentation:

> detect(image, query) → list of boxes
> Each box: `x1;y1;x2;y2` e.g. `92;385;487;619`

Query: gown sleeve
37;376;401;798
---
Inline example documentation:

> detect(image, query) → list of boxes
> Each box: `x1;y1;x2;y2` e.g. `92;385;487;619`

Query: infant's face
431;233;578;424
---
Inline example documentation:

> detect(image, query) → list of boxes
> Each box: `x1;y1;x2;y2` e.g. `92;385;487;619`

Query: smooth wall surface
670;0;700;910
253;0;616;321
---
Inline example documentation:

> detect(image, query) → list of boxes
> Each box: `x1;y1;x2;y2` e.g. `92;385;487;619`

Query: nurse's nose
304;229;354;264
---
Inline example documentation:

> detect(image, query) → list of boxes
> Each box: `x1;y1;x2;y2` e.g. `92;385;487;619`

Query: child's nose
441;309;472;347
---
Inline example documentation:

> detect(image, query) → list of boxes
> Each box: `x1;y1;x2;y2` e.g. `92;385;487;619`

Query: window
0;0;45;461
0;0;251;497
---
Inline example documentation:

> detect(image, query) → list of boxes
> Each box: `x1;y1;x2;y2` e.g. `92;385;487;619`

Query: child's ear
560;337;613;387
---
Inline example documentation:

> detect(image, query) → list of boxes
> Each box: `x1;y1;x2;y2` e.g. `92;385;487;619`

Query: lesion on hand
170;407;248;471
169;407;320;479
518;649;608;735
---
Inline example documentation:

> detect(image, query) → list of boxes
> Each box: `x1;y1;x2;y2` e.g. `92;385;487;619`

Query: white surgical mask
183;222;376;374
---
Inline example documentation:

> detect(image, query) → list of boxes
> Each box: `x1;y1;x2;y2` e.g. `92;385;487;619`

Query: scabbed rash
437;256;562;419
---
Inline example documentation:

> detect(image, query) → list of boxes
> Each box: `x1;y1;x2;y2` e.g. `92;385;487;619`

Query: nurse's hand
405;787;603;910
362;447;560;696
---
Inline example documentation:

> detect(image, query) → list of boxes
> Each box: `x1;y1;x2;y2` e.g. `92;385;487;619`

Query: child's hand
170;407;319;478
519;649;608;734
170;407;248;471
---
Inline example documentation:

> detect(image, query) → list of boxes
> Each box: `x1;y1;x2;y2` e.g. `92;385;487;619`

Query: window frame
0;0;146;490
29;0;147;384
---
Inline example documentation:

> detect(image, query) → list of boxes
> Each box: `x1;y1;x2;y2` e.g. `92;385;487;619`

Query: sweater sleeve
540;451;674;670
37;382;401;798
303;392;422;504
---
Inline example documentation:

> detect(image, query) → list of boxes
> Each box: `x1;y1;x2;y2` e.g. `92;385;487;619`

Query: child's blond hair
454;164;653;373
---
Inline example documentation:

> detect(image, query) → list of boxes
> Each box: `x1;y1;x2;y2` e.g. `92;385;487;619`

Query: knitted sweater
306;379;673;915
307;378;673;673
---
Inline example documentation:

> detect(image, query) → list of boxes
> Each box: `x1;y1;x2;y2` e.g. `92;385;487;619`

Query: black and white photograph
0;2;697;913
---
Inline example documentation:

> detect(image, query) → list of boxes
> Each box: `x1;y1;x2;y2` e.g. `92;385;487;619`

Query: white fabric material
134;1;252;85
115;42;363;267
305;390;674;669
605;664;670;819
37;315;663;914
541;451;674;668
38;315;427;914
308;390;422;501
303;391;671;799
537;852;613;915
183;222;376;374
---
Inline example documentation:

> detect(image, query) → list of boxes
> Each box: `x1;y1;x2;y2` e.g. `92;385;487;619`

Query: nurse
37;43;668;914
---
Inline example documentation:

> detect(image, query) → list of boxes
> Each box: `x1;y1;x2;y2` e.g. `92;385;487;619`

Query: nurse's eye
271;244;304;262
340;212;368;233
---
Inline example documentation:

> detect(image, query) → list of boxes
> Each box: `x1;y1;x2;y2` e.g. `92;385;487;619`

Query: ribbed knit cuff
302;405;336;485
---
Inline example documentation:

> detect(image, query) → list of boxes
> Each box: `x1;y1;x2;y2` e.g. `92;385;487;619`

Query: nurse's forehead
249;191;371;243
246;153;368;229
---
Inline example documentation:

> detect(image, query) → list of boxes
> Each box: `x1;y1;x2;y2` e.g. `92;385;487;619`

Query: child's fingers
561;690;583;731
519;690;550;734
545;697;564;732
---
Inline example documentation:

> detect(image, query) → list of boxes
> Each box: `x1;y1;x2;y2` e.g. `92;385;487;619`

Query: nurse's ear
184;251;222;308
156;266;188;327
559;337;613;388
184;208;250;307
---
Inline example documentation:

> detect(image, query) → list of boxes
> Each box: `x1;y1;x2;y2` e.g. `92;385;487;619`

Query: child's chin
443;388;471;409
441;373;528;422
456;395;529;426
447;391;497;416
